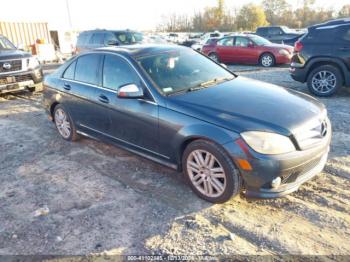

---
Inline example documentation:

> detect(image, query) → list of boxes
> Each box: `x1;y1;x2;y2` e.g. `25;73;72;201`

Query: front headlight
279;49;290;56
241;131;295;155
27;57;40;69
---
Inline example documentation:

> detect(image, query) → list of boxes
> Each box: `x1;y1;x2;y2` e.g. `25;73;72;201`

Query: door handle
98;94;109;104
63;83;71;90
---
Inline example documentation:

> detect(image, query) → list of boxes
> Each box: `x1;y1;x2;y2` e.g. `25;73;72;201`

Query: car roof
79;29;139;34
95;44;188;58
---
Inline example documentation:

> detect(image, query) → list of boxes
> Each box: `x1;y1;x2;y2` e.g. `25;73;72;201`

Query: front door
93;54;159;154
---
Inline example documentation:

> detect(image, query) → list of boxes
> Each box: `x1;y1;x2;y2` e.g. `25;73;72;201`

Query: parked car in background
43;45;331;203
202;34;293;67
0;34;43;94
75;29;143;54
191;31;223;51
255;26;303;44
290;18;350;97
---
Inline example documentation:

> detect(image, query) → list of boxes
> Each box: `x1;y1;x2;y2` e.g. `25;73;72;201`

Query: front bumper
0;67;43;93
222;131;331;198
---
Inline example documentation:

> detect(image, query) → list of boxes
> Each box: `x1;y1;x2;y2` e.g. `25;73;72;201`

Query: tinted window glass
257;28;267;35
269;27;282;35
75;54;101;85
104;33;118;45
305;29;335;42
102;55;140;90
217;37;233;46
77;33;90;46
90;33;104;44
63;60;76;79
234;37;250;47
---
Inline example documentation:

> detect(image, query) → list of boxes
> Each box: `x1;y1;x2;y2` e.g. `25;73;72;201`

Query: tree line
157;0;350;32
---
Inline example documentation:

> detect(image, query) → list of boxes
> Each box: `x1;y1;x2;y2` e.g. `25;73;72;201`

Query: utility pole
66;0;73;29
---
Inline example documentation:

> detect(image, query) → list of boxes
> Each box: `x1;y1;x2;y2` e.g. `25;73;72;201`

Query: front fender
172;123;240;165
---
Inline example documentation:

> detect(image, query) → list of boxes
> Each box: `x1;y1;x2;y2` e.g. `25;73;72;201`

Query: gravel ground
0;65;349;258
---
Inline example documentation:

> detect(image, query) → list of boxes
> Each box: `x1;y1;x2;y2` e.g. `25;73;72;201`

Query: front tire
53;104;79;141
182;140;241;203
259;53;275;67
307;65;343;97
208;53;220;63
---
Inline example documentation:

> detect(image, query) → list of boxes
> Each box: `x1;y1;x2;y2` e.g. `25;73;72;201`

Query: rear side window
77;33;90;46
75;54;102;85
90;33;104;45
257;28;267;35
268;27;282;35
63;60;76;79
102;55;140;90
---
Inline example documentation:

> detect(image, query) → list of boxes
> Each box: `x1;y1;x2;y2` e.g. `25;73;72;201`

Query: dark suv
255;26;303;44
290;19;350;97
75;29;143;54
0;35;43;94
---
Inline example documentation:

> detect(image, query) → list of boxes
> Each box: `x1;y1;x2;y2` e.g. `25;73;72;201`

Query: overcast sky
1;0;348;30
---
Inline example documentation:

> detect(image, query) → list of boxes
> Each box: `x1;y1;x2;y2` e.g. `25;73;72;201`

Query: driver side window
102;55;141;91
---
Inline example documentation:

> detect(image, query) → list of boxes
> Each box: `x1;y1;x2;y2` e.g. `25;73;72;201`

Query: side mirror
107;40;119;46
117;84;143;98
220;63;228;69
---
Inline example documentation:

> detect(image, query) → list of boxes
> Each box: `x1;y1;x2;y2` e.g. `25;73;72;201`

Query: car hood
0;49;32;60
166;76;325;136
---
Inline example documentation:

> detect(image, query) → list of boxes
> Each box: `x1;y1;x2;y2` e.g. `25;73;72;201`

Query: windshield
250;35;271;46
0;36;16;50
137;49;234;95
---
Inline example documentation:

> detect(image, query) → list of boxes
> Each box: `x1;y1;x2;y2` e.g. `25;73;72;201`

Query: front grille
0;60;22;73
280;155;322;185
0;74;33;85
294;115;330;150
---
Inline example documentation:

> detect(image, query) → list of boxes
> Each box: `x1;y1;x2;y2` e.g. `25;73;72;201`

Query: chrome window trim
61;51;158;104
79;123;169;159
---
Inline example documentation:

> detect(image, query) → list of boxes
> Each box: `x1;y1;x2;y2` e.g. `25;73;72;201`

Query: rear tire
208;53;220;63
182;140;241;203
307;65;343;97
259;53;275;67
53;104;79;141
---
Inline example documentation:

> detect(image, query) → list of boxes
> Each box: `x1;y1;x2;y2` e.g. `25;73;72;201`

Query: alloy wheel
311;70;336;94
54;108;71;139
186;150;226;198
261;55;273;67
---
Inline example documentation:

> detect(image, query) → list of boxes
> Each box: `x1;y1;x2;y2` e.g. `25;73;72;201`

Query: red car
202;34;293;67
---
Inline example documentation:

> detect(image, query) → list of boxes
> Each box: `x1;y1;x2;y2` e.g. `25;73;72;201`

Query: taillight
294;41;303;52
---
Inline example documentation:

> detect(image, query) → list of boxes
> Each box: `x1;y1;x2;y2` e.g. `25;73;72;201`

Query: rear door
334;25;350;70
94;53;159;154
215;37;236;63
60;53;106;132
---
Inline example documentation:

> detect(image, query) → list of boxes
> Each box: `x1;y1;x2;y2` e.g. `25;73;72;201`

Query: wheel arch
173;124;239;171
305;58;347;86
50;102;60;121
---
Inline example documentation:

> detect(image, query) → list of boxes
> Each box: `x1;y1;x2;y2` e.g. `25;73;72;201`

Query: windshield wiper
189;77;234;91
167;76;234;96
